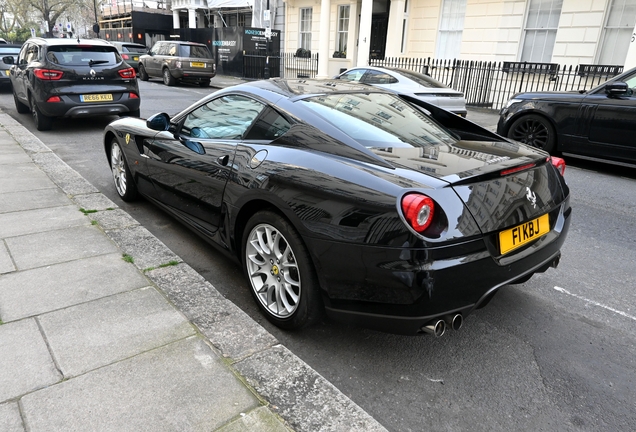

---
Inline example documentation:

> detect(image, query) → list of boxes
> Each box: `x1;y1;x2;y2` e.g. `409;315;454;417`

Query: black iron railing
243;51;319;79
370;57;624;110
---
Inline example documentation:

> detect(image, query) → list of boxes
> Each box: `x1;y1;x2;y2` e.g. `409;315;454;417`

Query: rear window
301;93;457;148
0;47;20;56
46;46;121;66
391;69;448;89
123;45;147;54
179;44;212;59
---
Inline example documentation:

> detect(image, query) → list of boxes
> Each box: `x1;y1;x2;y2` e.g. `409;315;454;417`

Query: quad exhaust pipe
420;314;463;337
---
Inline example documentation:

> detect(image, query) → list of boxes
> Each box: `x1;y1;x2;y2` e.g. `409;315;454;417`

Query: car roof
27;37;116;48
0;44;22;49
159;40;206;46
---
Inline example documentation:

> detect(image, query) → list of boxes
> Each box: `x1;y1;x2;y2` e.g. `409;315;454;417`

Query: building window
401;0;409;53
521;0;563;63
597;0;636;65
299;8;312;51
436;0;467;59
336;5;350;55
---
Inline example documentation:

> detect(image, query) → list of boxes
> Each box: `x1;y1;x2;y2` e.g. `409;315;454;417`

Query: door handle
217;155;229;166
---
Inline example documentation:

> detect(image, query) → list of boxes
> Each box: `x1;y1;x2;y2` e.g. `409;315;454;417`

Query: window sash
597;0;636;65
336;5;350;53
299;8;312;50
521;0;563;63
436;0;467;59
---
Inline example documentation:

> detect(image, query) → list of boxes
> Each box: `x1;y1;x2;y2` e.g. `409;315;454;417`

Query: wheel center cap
272;265;279;276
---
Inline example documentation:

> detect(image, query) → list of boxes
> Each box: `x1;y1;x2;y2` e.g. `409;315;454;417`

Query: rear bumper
38;93;140;118
310;201;571;335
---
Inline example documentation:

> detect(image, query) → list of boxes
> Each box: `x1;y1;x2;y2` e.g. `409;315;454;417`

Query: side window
181;95;266;140
17;44;29;65
168;44;177;56
152;43;164;55
624;73;636;91
362;70;397;84
244;107;292;140
340;69;365;82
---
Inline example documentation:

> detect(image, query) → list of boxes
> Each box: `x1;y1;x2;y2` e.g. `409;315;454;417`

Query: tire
242;211;323;329
162;68;176;86
110;138;138;202
199;79;210;88
30;94;53;131
13;92;29;114
507;114;556;153
138;64;149;81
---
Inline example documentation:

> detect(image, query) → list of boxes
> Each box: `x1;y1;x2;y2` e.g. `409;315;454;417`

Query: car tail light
129;92;139;99
175;61;182;68
549;156;566;176
501;162;536;176
34;68;63;80
401;193;435;233
118;67;136;79
122;54;130;60
46;96;62;103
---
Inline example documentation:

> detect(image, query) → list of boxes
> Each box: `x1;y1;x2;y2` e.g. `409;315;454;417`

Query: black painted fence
370;57;624;110
243;51;319;79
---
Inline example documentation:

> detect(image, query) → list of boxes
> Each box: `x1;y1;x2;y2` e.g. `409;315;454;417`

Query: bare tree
25;0;85;37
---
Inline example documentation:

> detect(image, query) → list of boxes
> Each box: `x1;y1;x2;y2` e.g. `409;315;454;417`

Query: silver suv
138;40;216;87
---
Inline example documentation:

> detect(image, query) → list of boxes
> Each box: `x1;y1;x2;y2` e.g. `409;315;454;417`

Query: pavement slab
105;225;181;271
0;319;62;403
0;189;71;214
5;224;119;270
0;402;24;432
0;164;54;195
216;406;291;432
0;253;148;322
39;287;196;377
20;337;260;432
0;205;87;239
0;241;15;274
147;264;278;362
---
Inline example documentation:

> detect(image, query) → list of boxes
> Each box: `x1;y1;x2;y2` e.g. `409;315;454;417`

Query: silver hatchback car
336;66;467;117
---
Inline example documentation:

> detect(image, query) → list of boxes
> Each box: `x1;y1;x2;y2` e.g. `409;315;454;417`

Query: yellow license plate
190;62;205;68
499;214;550;255
4;70;9;76
80;94;113;102
133;56;139;61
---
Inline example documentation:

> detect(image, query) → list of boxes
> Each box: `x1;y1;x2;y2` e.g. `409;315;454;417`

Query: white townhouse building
281;0;636;77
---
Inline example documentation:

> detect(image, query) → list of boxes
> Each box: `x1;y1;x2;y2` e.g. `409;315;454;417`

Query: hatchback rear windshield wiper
89;59;109;66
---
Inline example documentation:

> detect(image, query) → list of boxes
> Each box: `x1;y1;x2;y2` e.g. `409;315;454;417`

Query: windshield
47;46;121;66
179;45;212;59
0;47;20;56
301;93;458;148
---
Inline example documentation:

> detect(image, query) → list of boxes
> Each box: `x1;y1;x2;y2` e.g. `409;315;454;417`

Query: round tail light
401;193;435;233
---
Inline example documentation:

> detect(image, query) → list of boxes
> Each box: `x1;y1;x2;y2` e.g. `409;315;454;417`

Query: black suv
4;38;140;131
138;40;215;87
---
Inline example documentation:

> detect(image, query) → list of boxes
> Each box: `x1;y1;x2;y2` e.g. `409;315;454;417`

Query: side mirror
605;82;629;96
146;112;171;131
2;56;14;65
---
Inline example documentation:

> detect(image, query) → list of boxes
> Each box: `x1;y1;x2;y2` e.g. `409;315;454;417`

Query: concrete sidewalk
0;112;387;430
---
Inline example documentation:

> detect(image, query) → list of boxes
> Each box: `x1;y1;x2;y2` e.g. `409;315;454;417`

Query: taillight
549;156;566;176
401;193;435;233
501;162;536;176
46;96;62;103
34;68;63;80
129;92;139;99
118;67;136;79
175;61;182;68
122;54;130;60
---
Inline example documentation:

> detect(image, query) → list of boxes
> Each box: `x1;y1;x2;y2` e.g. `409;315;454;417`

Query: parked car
335;66;468;117
4;37;140;131
138;40;216;87
497;66;636;166
0;44;21;87
104;79;571;336
108;41;148;72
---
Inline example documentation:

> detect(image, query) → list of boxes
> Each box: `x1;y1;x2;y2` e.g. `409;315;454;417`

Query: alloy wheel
111;143;127;197
511;118;550;149
245;223;301;319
